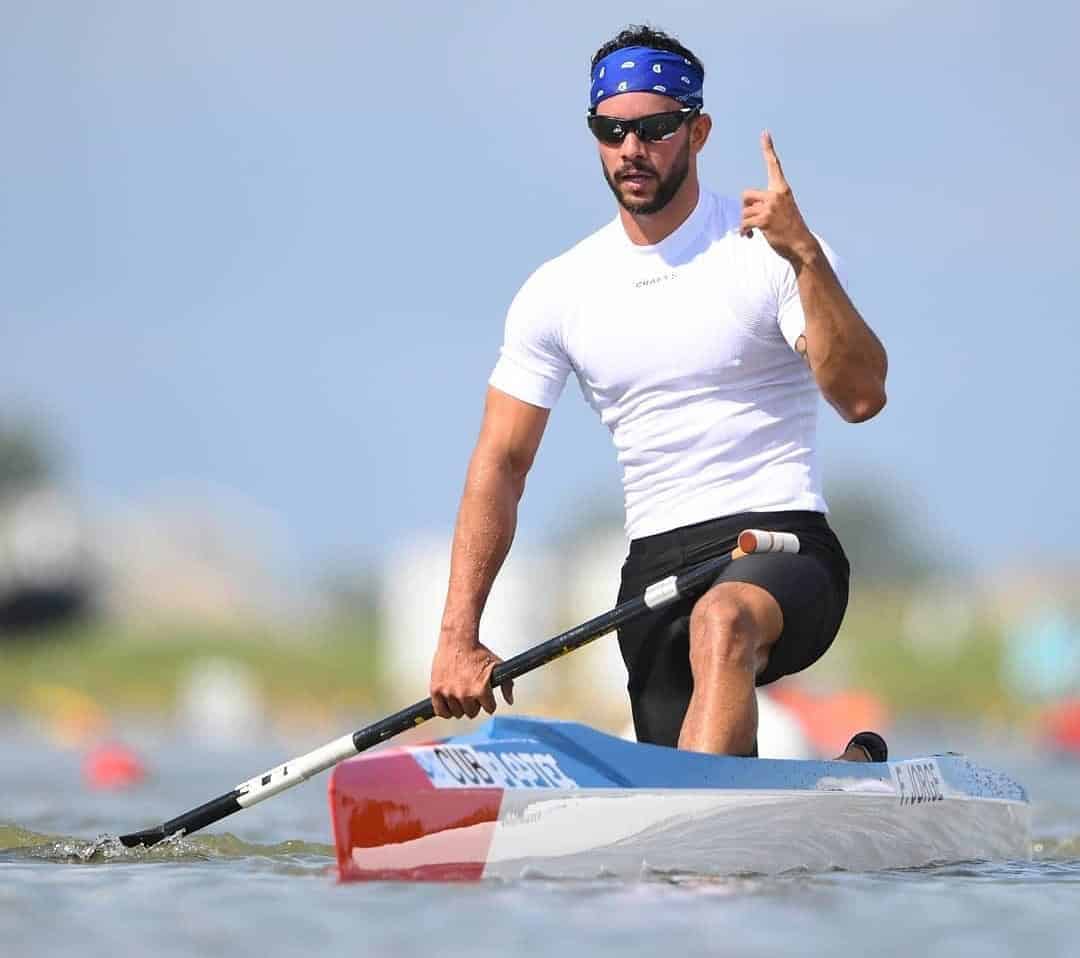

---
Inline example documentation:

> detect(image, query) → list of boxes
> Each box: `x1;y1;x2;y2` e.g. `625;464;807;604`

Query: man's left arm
741;131;888;423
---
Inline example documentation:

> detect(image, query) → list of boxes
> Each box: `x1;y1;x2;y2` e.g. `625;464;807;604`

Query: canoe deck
328;716;1030;882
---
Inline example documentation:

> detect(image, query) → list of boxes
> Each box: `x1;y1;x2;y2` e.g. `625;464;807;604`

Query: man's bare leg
677;581;783;755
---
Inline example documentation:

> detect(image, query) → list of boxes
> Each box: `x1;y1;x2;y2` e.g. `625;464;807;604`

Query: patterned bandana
589;45;704;112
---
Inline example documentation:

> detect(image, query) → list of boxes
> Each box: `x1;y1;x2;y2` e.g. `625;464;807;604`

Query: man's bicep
477;386;551;478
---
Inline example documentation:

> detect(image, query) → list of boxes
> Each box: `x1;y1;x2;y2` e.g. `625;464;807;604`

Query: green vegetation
0;591;1033;728
839;588;1019;721
0;619;380;721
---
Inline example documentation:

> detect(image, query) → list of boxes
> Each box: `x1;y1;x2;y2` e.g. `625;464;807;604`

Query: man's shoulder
541;216;622;273
513;217;620;303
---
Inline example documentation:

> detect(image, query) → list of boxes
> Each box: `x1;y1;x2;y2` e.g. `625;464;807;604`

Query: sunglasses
586;107;699;146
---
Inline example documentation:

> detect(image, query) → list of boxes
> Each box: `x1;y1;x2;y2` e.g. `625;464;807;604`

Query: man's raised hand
740;131;819;266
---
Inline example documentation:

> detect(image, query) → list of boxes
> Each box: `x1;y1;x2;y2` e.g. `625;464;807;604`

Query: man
429;25;888;759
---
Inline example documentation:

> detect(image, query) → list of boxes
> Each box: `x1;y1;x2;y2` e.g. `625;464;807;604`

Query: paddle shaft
119;533;794;848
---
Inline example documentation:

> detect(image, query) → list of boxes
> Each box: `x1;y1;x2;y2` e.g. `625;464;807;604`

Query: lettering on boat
412;745;579;790
891;759;945;806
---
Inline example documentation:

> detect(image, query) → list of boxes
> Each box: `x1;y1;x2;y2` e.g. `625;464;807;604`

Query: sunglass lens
589;116;625;144
638;112;683;141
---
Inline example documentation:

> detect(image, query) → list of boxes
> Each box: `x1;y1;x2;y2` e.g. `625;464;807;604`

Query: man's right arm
429;386;550;719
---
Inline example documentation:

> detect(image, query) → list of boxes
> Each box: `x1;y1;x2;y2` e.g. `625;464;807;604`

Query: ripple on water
3;820;1079;887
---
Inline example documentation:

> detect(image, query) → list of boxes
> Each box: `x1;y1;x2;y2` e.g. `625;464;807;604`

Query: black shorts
616;510;850;748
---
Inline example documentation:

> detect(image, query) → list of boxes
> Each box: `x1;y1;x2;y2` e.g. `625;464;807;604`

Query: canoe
328;716;1031;881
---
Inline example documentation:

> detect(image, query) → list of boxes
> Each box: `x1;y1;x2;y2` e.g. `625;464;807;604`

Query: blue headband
589;45;704;112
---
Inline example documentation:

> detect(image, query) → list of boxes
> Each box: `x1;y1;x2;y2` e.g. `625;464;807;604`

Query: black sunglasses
586;107;699;146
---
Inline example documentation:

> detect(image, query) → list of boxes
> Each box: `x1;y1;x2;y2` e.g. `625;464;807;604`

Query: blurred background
2;0;1079;771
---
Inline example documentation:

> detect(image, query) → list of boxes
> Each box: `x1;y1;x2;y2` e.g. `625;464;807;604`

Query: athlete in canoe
429;25;888;759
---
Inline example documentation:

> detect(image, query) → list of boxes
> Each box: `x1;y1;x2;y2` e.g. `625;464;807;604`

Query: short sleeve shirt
489;189;841;540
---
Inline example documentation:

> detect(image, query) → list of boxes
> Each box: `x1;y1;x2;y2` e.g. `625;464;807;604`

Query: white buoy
620;689;814;759
561;527;633;730
177;658;264;748
756;689;814;759
378;535;560;707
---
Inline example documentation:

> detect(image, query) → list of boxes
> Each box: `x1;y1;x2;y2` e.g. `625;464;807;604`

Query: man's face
594;92;699;216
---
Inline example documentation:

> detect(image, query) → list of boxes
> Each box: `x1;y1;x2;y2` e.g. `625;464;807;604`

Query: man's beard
603;138;691;216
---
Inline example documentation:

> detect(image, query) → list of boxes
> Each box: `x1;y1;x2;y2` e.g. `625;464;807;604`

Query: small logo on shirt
633;271;678;288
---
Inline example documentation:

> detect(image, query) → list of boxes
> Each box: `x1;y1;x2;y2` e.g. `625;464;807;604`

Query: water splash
0;822;333;866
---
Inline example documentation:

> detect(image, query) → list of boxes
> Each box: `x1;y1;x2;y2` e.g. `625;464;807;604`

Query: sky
1;1;1077;577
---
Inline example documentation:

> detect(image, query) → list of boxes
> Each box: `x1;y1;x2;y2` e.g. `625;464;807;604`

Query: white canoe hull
481;788;1030;879
329;717;1031;881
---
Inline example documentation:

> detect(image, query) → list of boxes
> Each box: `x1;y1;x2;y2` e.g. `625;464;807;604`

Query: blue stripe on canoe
441;716;1027;802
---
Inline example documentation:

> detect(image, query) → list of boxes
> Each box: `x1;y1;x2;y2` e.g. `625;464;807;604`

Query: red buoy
83;743;147;790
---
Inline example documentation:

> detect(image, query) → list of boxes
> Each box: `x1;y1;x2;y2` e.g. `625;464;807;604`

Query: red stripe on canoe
328;749;503;881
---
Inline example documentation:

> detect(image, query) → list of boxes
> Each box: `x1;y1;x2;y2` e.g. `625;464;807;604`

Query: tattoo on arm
795;334;810;366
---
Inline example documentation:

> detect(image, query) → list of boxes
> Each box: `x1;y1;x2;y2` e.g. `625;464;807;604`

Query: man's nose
619;130;647;161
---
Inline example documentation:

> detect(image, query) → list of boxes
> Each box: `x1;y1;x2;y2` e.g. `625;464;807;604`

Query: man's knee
688;585;780;676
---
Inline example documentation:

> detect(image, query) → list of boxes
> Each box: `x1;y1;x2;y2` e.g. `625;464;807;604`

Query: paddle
119;529;799;848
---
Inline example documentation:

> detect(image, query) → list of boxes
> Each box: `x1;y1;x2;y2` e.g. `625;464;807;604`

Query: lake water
2;716;1078;957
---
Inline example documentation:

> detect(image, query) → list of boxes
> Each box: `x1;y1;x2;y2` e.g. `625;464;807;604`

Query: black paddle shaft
119;550;734;847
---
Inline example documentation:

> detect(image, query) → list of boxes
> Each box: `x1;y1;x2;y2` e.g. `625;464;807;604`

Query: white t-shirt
489;188;838;541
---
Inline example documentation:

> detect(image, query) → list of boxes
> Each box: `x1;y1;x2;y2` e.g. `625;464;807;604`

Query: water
2;718;1079;957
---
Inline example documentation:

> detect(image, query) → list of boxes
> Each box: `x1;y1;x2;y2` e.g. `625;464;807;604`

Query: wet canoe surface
329;717;1031;881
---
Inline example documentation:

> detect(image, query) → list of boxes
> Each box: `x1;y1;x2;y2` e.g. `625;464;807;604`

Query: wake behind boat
329;716;1031;881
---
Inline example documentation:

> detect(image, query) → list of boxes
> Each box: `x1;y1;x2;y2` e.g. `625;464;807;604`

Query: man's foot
835;731;888;763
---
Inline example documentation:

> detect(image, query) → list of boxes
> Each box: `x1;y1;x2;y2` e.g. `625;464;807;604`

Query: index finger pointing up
761;130;787;190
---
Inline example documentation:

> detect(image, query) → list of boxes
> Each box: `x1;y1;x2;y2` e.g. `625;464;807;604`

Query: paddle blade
118;789;244;848
118;826;169;849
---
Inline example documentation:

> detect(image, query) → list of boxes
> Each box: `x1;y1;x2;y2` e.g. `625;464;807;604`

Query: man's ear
691;112;712;152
